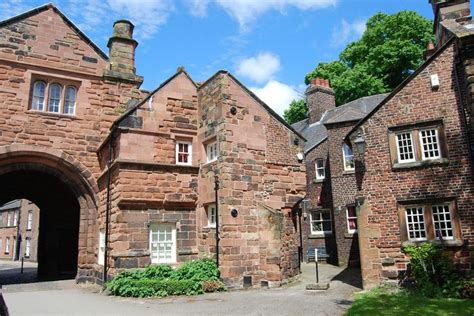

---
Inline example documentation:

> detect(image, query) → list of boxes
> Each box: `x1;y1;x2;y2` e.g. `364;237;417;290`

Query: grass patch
347;286;474;316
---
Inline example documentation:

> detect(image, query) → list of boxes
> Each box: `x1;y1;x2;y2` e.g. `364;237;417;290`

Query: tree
305;11;435;106
283;99;307;124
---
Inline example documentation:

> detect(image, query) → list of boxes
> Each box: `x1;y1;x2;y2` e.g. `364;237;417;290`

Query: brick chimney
430;0;471;46
305;77;336;124
423;41;437;60
104;20;143;86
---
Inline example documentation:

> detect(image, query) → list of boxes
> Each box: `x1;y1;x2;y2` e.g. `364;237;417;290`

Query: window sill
27;110;80;120
402;239;464;248
313;178;325;183
309;234;333;239
342;170;355;175
393;158;449;170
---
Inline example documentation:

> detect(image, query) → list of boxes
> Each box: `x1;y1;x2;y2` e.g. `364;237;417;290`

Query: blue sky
0;0;435;115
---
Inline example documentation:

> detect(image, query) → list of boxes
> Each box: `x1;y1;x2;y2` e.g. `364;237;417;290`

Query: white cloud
251;80;301;116
0;0;31;20
331;18;366;47
188;0;210;17
189;0;338;30
66;0;174;41
237;52;281;84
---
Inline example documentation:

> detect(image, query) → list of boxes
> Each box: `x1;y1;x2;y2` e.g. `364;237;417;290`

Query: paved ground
0;259;38;285
2;262;362;316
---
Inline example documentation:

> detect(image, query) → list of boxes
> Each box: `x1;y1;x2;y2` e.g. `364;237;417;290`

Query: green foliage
108;278;198;298
172;258;220;282
347;286;474;316
106;259;224;298
305;11;435;106
283;99;307;124
403;243;472;298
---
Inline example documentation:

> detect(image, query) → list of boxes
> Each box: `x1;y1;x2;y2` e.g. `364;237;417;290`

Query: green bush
172;258;220;282
106;259;224;298
403;243;472;298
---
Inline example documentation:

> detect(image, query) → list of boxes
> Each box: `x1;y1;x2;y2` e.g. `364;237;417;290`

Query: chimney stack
104;20;143;86
423;41;436;60
305;77;336;124
430;0;471;46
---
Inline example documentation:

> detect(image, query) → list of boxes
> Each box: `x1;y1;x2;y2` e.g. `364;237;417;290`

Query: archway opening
0;168;80;283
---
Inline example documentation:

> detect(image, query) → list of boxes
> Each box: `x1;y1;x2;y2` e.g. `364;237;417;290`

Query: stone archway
0;145;99;282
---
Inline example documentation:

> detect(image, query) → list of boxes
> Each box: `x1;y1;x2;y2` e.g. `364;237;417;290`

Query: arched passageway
0;169;80;280
0;146;99;283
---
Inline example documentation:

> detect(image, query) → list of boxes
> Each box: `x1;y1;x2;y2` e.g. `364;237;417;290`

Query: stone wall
0;6;143;281
195;72;306;287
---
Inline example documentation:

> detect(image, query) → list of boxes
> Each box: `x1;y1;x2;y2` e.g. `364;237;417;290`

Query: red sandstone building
0;200;39;262
0;4;306;287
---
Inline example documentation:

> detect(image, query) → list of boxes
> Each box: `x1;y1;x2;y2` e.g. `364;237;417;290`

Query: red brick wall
353;42;474;288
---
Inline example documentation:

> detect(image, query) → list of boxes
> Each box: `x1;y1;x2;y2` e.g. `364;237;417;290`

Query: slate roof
292;93;388;153
0;200;21;211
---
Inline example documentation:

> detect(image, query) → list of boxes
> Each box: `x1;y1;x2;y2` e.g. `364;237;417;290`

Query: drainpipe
214;175;220;267
103;128;115;286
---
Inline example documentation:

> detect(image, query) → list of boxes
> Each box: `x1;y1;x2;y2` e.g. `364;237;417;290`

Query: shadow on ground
330;267;362;289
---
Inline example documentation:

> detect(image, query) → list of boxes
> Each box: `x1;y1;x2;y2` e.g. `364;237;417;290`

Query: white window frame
207;204;216;228
63;86;77;115
310;210;332;235
149;223;177;264
405;206;427;241
27;211;33;230
206;141;218;163
0;239;2;253
396;132;416;163
98;231;105;265
7;212;12;227
25;238;31;258
13;211;18;227
48;83;62;113
32;81;46;111
419;128;441;160
5;237;10;254
315;159;325;180
431;204;454;240
176;141;192;165
342;143;355;171
346;206;358;234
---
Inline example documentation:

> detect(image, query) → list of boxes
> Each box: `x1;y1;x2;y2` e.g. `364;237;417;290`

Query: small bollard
20;257;24;274
315;248;319;283
306;248;329;291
